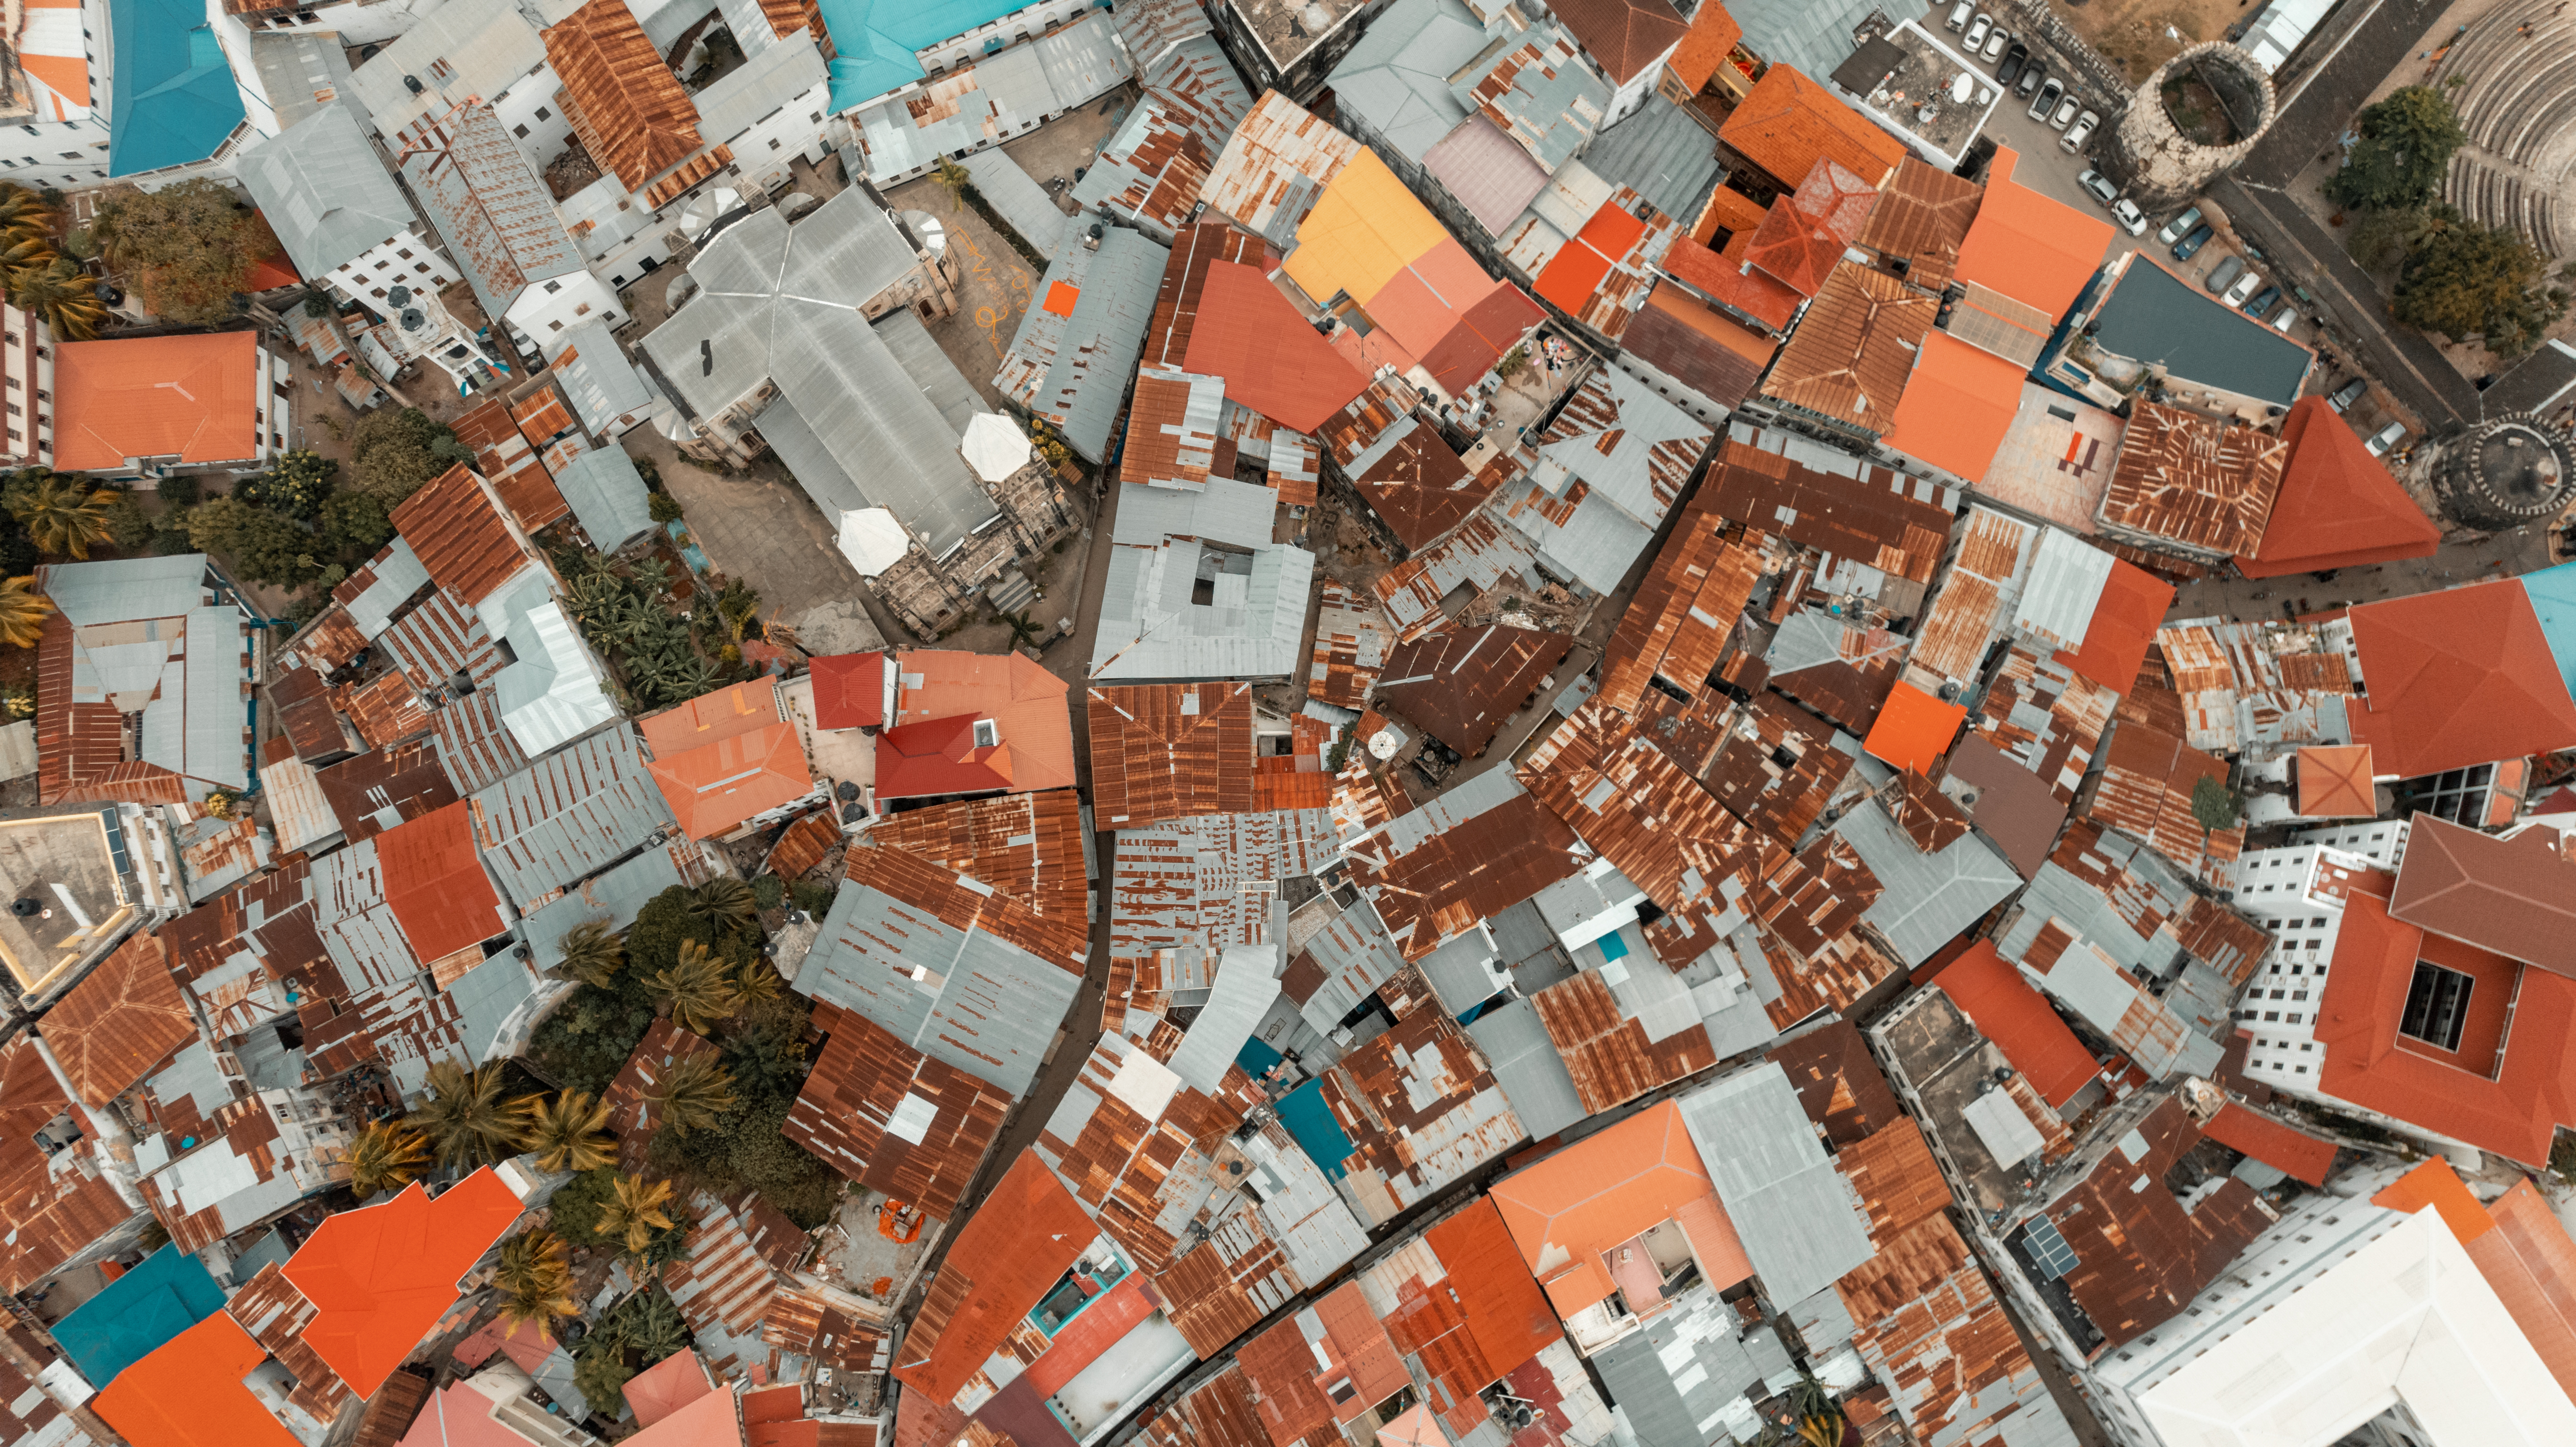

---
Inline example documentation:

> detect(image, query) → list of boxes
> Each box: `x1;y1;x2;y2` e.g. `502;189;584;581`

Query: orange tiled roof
641;678;786;758
52;333;263;472
281;1167;526;1397
648;719;815;839
544;0;705;192
92;1313;301;1447
1718;65;1904;191
1666;0;1744;93
1487;1099;1752;1315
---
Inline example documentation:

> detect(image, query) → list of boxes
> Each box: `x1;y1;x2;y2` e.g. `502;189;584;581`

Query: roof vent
399;308;425;331
701;337;713;376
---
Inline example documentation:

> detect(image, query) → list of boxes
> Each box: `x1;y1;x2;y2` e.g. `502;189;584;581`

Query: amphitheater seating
2431;3;2576;255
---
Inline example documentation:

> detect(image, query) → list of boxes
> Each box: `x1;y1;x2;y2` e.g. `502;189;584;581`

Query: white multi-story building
2227;820;2409;1086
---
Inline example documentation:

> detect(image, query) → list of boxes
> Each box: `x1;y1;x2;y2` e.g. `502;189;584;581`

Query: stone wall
2101;42;2277;211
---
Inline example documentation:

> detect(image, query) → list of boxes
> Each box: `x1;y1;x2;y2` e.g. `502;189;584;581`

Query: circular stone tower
2102;42;2278;212
2432;414;2576;531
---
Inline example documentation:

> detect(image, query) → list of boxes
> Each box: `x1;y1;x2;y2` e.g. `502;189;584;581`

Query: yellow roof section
1281;149;1450;309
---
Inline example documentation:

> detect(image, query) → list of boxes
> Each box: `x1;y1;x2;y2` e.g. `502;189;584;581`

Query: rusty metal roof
389;466;537;609
1372;510;1543;640
1199;90;1359;244
1701;434;1952;585
661;1188;789;1381
46;931;196;1107
2098;402;2291;560
600;1016;720;1169
1970;644;2116;803
1697;689;1849;848
1344;769;1585;960
1374;624;1571;758
1761;261;1935;432
541;0;702;191
1144;222;1268;370
1111;808;1336;1029
317;740;460;847
1596;497;1770;713
338;670;429;751
1135;1364;1274;1447
1530;967;1717;1115
1319;1002;1524;1226
1885;769;1971;854
762;810;840;880
272;665;355;763
1309;579;1393;709
468;729;677;909
1853;155;1982;290
784;1001;1010;1222
1771;1019;1902;1145
761;1281;887;1379
2083;721;2244;882
1087;682;1256;828
0;1038;140;1292
452;397;568;536
856;789;1086;921
1033;1031;1256;1276
1910;507;2035;687
396;103;587;325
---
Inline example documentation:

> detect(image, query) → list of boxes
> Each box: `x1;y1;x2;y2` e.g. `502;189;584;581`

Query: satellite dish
1367;728;1401;760
1950;72;1974;104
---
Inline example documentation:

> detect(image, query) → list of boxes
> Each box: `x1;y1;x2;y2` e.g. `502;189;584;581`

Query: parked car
1984;27;2011;63
2078;169;2119;206
2328;377;2367;412
1998;40;2029;83
2026;77;2060;121
2205;254;2246;294
2112;197;2148;235
2242;284;2281;320
2223;268;2262;306
2018;62;2048;101
2271;305;2299;334
2062;110;2098;151
1965;13;1994;50
2158;205;2205;247
2171;222;2215;261
1948;0;1975;29
2051;94;2082;129
2367;420;2407;456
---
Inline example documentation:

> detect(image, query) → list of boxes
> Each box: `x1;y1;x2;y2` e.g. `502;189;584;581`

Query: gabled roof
1086;681;1255;827
2240;395;2441;576
2388;814;2576;977
808;652;889;731
1863;682;1964;773
1932;940;2096;1106
1951;147;2111;320
542;0;704;192
54;1241;224;1389
1180;259;1370;433
1324;0;1484;162
45;931;194;1107
649;721;815;839
1551;0;1688;82
2346;578;2576;779
1488;1099;1752;1315
1662;229;1807;333
891;1151;1093;1406
2097;399;2290;559
390;466;532;609
784;1001;1008;1221
376;799;510;966
623;1347;717;1428
1668;0;1745;92
1761;260;1935;431
1881;329;2026;482
396;103;586;320
2200;1101;2335;1186
281;1167;526;1397
2058;558;2172;692
878;650;1076;799
1854;154;1982;288
235;102;416;279
53;333;262;471
1717;64;1904;190
1376;624;1572;757
91;1312;300;1447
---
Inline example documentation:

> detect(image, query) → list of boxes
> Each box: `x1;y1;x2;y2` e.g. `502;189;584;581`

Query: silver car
1948;0;1974;29
2051;94;2082;130
2367;420;2407;456
2157;205;2205;247
2204;254;2246;294
2061;110;2097;151
1982;25;2009;62
1965;13;1993;51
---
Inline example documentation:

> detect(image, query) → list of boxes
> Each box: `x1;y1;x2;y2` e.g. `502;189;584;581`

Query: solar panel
2023;1216;2081;1282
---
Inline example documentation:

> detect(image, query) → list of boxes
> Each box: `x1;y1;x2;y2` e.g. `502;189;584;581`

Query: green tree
349;407;470;503
6;471;117;559
98;489;151;551
649;492;685;524
2345;205;2435;274
750;874;785;912
694;878;759;937
493;1229;579;1330
2394;205;2570;356
89;179;278;325
154;475;200;508
790;879;836;918
409;1059;539;1171
320;491;394;559
235;450;337;524
554;919;625;987
523;1090;617;1174
570;1337;636;1408
598;1176;678;1254
6;256;105;340
547;1167;621;1242
183;497;324;587
649;938;743;1035
2325;86;2468;211
2190;773;2244;833
648;1052;738;1137
344;1120;430;1199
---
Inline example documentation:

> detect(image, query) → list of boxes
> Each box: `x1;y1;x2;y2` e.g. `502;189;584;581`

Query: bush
350;407;467;503
528;977;658;1094
89;179;279;325
751;874;785;911
184;497;325;588
548;1167;621;1244
321;491;394;559
234;450;337;524
99;490;152;551
154;476;200;509
649;492;685;525
790;879;836;918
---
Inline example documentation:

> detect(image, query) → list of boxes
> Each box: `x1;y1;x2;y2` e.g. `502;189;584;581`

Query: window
397;248;413;260
547;320;563;331
514;124;531;139
535;106;552;121
544;280;562;294
972;720;1000;749
2399;961;2473;1051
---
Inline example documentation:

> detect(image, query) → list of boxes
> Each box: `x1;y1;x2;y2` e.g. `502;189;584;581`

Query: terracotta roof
389;465;533;608
1770;1018;1903;1145
2345;578;2576;780
1854;155;1981;289
1181;259;1370;433
543;0;704;191
650;720;815;840
2388;814;2576;976
1488;1099;1750;1314
2239;395;2440;576
1761;261;1935;430
1374;624;1570;757
891;1151;1093;1407
1550;0;1687;82
1718;64;1904;189
783;1002;1008;1222
1881;330;2024;482
1863;682;1965;774
2058;559;2173;693
1951;147;2113;319
281;1167;526;1397
1666;0;1743;91
625;1348;717;1428
92;1312;301;1447
857;789;1086;919
1660;229;1804;333
1742;197;1844;296
1932;941;2096;1106
2371;1158;2494;1244
641;678;786;757
1693;182;1770;244
2294;744;2376;817
879;650;1076;799
46;930;194;1106
2097;402;2290;559
52;332;264;471
2199;1102;2335;1186
2463;1178;2576;1403
1086;681;1256;827
378;798;509;969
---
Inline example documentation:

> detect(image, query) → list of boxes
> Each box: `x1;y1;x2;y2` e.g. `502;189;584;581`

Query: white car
2077;169;2119;206
1947;0;1974;29
2366;420;2407;456
2271;306;2299;334
1982;25;2009;62
1965;13;1993;51
2111;197;2148;236
2050;94;2082;130
2061;110;2097;151
2223;268;2263;307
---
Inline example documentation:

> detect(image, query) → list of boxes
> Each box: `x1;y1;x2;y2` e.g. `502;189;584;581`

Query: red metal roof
1717;64;1905;189
376;799;508;966
2345;578;2576;780
2239;396;2441;577
1862;682;1964;773
1661;229;1804;333
2056;559;2172;693
879;651;1077;799
2199;1102;2335;1185
1181;260;1369;433
1933;941;2097;1107
890;1151;1093;1407
1535;202;1646;313
281;1167;526;1397
92;1312;302;1447
808;653;887;730
1420;1197;1559;1384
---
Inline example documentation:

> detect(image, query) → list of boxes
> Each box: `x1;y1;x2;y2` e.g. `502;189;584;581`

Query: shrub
790;879;836;918
154;476;200;509
649;492;685;525
751;874;785;912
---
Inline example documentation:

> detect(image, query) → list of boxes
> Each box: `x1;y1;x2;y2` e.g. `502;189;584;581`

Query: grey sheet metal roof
1168;944;1283;1091
40;554;208;625
343;539;429;638
1449;22;1611;173
400;103;586;321
2088;256;2313;406
1325;0;1486;163
797;874;1083;1096
1417;927;1510;1015
347;0;548;136
1290;895;1410;1036
1109;477;1279;550
251;33;363;139
643;189;998;555
467;729;677;909
1676;1062;1875;1306
1995;831;2195;979
1423;115;1554;236
1836;800;2022;966
691;28;828;143
1143;34;1253;149
877;307;985;438
1090;539;1316;681
1593;1285;1766;1447
996;216;1171;463
1463;996;1587;1138
550;446;657;553
552;318;655;437
236;103;414;280
520;839;710;969
1579;96;1720;230
447;954;543;1061
964;150;1066;261
1725;0;1890;80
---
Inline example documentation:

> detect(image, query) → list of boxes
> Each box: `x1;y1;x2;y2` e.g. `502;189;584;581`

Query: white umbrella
837;508;911;576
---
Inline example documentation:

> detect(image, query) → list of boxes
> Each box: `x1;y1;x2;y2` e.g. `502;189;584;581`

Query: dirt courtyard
2053;0;2260;81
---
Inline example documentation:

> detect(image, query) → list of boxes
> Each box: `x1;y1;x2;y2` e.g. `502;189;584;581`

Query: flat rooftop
2087;256;2313;407
1225;0;1375;70
0;813;136;994
1831;22;2001;160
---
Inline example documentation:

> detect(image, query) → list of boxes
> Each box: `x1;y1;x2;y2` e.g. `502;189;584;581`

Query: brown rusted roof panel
1374;624;1570;758
389;465;534;608
2099;401;2290;558
858;789;1086;920
1088;682;1256;829
543;0;706;192
47;931;195;1107
1772;1019;1903;1146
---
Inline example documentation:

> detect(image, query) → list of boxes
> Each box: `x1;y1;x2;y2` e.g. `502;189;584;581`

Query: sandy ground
2052;0;2266;81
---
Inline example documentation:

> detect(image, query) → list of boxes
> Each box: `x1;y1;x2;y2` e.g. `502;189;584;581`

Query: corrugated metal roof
1168;945;1281;1092
236;102;417;279
1834;799;2020;966
1090;538;1316;681
996;217;1171;463
1345;767;1586;960
317;740;459;846
1201;90;1360;244
338;539;431;640
858;788;1086;920
397;103;586;322
467;729;677;909
2083;721;2244;881
1372;510;1542;638
1321;1002;1523;1225
549;319;656;442
1582;96;1721;230
1676;1062;1875;1304
347;0;547;134
691;25;826;144
1592;1284;1765;1446
1503;365;1711;591
542;0;705;193
1761;259;1935;432
1088;681;1255;827
1452;23;1609;173
964;149;1065;261
1324;0;1482;163
548;443;657;553
389;466;532;610
2098;401;2293;560
784;1001;1009;1220
1912;505;2036;687
46;931;195;1107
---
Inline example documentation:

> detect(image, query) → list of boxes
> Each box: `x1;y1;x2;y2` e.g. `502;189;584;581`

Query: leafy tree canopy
234;450;337;524
349;407;470;503
2393;204;2570;357
91;179;277;326
2326;86;2469;211
184;497;326;588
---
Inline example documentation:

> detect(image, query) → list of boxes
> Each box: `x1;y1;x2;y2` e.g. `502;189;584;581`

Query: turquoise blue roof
818;0;1057;110
2524;559;2576;703
1275;1078;1354;1180
53;1244;225;1388
107;0;247;177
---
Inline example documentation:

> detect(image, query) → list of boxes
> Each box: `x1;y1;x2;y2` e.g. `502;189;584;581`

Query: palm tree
554;920;624;987
0;576;52;649
411;1059;540;1171
648;1051;737;1137
0;183;56;250
523;1090;616;1174
649;939;742;1036
493;1229;579;1330
694;878;758;936
734;956;783;1008
5;473;116;559
8;257;105;340
345;1119;430;1199
622;1288;690;1359
999;608;1045;650
933;157;973;212
597;1176;678;1255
